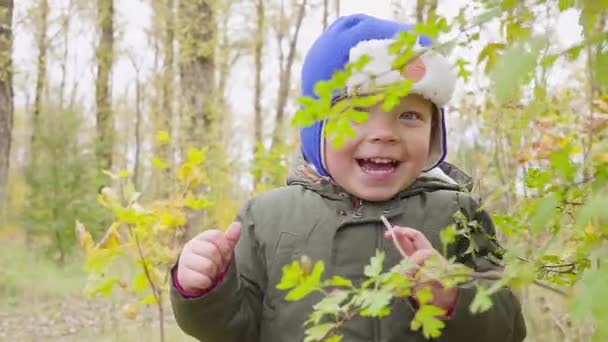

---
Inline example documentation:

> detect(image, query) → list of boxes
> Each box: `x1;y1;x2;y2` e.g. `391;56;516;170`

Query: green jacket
171;161;526;342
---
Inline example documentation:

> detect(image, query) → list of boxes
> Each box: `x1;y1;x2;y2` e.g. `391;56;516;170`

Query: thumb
225;222;241;250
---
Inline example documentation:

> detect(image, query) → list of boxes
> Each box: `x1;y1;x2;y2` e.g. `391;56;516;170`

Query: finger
225;222;242;250
197;231;232;266
180;268;213;291
385;227;417;256
397;227;433;250
409;249;435;266
183;255;220;279
189;240;224;269
404;249;435;278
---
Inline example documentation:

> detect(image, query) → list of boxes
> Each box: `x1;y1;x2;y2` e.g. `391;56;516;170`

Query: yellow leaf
156;131;171;145
185;194;213;210
75;220;95;254
141;294;158;305
118;170;132;178
177;163;193;183
151;157;169;170
585;222;598;235
96;222;123;249
160;211;187;228
187;147;206;165
121;303;139;320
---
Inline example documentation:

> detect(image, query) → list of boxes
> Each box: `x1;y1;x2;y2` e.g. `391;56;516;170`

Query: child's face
325;94;434;202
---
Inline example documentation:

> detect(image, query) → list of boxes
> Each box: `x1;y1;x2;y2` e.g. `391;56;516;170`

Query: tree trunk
177;0;216;241
0;0;13;214
177;0;216;150
161;0;174;136
334;0;339;18
415;0;438;24
415;0;425;23
132;64;142;189
95;0;114;171
32;0;49;163
252;0;265;187
322;0;328;30
59;0;74;110
269;0;307;154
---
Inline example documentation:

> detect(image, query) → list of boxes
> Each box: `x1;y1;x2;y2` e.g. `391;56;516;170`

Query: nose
365;114;399;144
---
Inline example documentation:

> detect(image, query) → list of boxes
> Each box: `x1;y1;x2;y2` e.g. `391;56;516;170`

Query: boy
171;14;526;342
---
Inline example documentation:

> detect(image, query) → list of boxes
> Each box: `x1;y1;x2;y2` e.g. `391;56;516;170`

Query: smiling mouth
356;158;401;174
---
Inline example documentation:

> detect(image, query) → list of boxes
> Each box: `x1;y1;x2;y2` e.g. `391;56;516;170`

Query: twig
380;216;569;297
380;215;408;259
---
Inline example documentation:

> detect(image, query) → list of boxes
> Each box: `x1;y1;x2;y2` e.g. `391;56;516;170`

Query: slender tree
253;0;265;187
31;0;49;163
0;0;13;213
95;0;115;170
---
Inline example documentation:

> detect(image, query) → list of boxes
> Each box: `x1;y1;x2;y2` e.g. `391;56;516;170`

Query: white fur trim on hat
345;39;456;107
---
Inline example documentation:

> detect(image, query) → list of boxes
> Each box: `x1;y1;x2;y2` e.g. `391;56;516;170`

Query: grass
0;236;195;342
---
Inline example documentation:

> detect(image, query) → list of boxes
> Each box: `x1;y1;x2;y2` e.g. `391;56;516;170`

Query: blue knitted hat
299;14;456;177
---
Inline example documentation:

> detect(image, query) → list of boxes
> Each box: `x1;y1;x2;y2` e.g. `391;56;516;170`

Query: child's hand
384;226;458;313
176;222;241;292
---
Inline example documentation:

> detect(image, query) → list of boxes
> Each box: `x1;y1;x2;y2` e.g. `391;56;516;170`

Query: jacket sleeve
441;193;527;342
170;201;266;342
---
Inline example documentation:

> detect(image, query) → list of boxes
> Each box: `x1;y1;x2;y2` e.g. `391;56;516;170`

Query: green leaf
524;168;552;190
282;261;325;301
314;80;332;99
440;225;457;250
529;193;559;234
304;323;336;342
277;260;305;290
506;22;532;43
87;277;120;297
455;58;472;82
501;0;517;10
360;287;393;317
492;35;547;103
364;251;385;278
84;248;123;274
470;286;493;314
345;109;369;124
576;194;608;229
559;0;576;11
325;276;354;288
351;94;383;108
566;45;583;61
309;290;349;325
326;335;343;342
571;269;608;335
416;286;434;305
411;304;446;339
478;43;507;73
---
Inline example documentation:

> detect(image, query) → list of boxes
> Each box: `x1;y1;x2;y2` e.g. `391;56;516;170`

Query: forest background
0;0;607;341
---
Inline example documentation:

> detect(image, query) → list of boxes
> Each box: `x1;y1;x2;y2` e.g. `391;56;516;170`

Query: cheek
404;126;432;158
324;138;357;172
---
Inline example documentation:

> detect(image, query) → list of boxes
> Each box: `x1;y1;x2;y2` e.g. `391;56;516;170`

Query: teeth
367;158;395;164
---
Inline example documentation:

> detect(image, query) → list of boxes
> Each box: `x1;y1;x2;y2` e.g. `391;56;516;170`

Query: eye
398;111;422;121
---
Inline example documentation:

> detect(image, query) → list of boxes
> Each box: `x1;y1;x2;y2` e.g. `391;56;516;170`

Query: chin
354;188;400;202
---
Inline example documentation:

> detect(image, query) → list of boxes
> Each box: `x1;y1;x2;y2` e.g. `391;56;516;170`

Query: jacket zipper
352;197;380;341
374;220;382;342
